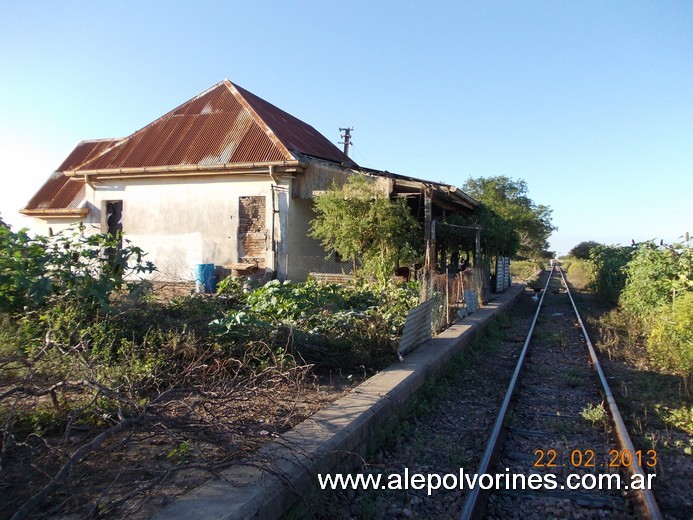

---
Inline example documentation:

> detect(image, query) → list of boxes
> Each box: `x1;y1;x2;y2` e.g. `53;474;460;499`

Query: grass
510;260;543;282
565;367;585;388
562;257;592;289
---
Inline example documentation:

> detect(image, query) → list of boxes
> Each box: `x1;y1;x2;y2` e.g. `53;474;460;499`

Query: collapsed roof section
361;167;478;213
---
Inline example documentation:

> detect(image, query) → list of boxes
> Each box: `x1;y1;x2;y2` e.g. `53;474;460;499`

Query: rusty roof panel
25;139;119;211
24;173;85;210
25;80;359;212
24;172;70;209
231;123;287;163
76;83;298;171
233;83;356;167
74;81;355;172
55;181;86;209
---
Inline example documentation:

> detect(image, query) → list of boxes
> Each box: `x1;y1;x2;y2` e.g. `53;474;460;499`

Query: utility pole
339;127;353;156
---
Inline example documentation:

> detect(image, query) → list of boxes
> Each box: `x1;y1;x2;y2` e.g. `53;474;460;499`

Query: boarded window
238;196;266;267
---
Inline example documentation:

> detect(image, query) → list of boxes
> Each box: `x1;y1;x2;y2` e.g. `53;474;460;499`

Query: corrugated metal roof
24;139;119;210
57;138;122;172
232;82;357;168
73;81;355;172
23;81;356;213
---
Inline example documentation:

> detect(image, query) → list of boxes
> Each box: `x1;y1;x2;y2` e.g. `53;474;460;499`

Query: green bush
246;279;348;323
646;291;693;380
593;240;693;381
568;241;601;260
619;241;693;320
0;226;49;313
0;224;156;315
588;245;633;304
309;175;422;284
215;276;247;302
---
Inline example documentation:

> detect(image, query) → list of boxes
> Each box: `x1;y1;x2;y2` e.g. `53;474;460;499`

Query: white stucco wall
23;216;93;238
284;197;352;281
25;166;354;283
83;175;277;282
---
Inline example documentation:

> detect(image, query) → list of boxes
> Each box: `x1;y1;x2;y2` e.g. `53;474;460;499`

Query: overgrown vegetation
564;238;692;386
0;223;420;518
587;244;633;305
309;175;422;283
567;240;601;260
618;241;693;382
561;257;591;289
509;259;544;281
437;206;521;261
213;277;420;367
0;224;155;314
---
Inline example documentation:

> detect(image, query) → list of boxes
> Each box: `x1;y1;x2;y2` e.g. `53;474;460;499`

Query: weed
655;404;693;434
167;440;192;465
581;403;608;426
12;406;67;437
567;376;582;389
566;367;581;378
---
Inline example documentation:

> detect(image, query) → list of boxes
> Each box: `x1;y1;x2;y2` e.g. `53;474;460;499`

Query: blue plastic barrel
195;263;216;294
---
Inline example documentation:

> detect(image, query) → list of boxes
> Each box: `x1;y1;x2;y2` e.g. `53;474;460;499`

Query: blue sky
1;0;691;255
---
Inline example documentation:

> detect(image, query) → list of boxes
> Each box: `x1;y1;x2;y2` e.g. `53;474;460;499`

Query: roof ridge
62;80;354;172
225;81;294;161
230;81;357;167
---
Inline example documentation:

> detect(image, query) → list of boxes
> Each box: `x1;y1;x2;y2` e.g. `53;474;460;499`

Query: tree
309;175;421;283
462;176;556;259
438;207;520;260
568;241;601;259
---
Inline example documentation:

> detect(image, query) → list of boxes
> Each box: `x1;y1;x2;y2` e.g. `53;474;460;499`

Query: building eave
20;207;89;219
65;160;308;180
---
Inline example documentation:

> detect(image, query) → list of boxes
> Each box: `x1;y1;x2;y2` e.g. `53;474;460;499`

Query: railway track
460;265;662;519
298;267;671;519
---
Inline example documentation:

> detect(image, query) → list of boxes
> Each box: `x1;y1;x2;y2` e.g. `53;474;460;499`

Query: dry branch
10;416;143;520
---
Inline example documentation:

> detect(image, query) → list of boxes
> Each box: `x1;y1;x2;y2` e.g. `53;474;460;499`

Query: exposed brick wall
238;196;266;267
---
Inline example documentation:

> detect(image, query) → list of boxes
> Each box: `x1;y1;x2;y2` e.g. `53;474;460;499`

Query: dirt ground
1;367;365;519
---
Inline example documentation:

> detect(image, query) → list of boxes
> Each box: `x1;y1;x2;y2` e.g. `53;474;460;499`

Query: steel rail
459;266;663;520
459;265;554;520
557;267;663;520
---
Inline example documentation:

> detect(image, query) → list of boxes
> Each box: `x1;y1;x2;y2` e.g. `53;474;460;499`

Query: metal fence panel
397;300;433;359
